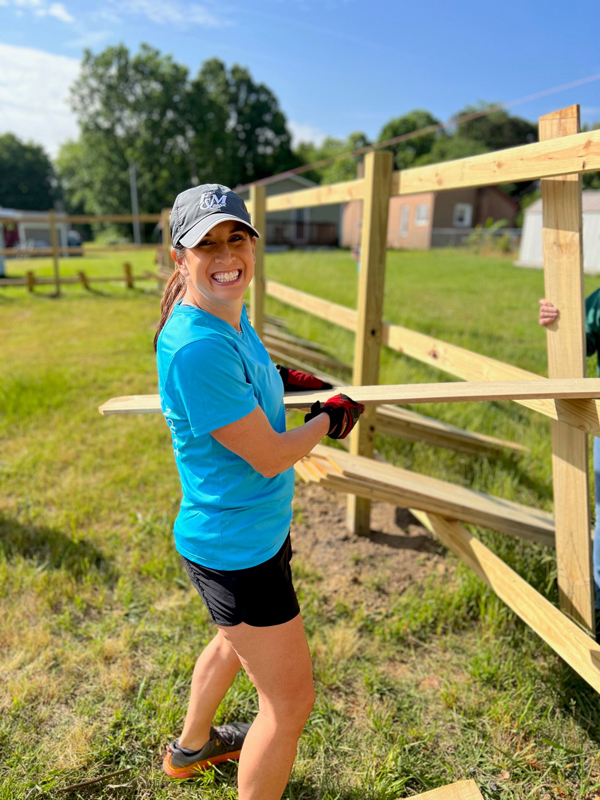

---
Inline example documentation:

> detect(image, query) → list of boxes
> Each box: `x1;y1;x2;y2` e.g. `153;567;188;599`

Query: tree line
1;43;598;218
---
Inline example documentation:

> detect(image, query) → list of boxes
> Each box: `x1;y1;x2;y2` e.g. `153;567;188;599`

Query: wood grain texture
399;780;483;800
283;378;600;408
265;178;364;211
263;280;600;433
412;511;600;694
395;127;600;195
300;445;554;545
99;378;600;417
540;105;594;632
249;183;266;337
348;151;394;534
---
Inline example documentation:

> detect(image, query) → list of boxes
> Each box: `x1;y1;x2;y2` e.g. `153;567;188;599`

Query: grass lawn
1;247;600;799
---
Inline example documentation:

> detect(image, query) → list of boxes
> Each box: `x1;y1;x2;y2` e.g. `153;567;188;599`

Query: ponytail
154;256;186;351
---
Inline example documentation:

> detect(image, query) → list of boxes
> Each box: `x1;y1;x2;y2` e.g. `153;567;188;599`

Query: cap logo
199;192;227;210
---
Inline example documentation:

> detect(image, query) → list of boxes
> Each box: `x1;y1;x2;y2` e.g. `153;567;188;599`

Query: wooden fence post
78;271;90;291
123;262;134;289
249;183;266;337
347;150;393;535
26;271;35;293
540;104;595;633
162;208;174;274
49;210;61;297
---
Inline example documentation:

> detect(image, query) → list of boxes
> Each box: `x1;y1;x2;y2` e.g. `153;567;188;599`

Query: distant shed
516;191;600;274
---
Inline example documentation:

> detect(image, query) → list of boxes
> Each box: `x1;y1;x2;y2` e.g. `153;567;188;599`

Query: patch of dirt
291;481;447;615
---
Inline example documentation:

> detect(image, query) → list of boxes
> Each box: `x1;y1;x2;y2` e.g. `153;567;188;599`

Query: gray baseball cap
170;183;260;248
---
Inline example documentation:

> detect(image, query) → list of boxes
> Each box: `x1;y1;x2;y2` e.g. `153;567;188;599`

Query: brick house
341;185;519;250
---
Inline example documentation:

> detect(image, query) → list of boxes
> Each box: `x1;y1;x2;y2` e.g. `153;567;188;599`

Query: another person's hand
277;364;333;392
539;299;559;327
304;393;365;440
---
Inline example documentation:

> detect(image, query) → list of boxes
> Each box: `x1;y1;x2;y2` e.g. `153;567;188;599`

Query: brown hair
154;244;186;351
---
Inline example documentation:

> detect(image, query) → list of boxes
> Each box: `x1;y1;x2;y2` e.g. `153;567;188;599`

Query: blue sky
1;0;600;158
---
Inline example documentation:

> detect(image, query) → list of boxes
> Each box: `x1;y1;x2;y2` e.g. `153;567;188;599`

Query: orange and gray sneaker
163;723;251;779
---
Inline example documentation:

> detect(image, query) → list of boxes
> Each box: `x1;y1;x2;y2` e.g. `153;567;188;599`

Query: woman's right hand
539;298;559;327
304;393;365;440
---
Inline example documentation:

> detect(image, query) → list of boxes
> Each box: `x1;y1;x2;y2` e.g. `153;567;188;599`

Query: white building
0;208;70;251
517;191;600;274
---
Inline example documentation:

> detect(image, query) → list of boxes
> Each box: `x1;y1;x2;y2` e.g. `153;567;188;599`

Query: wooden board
393;127;600;195
413;511;600;695
249;184;266;337
99;378;600;417
265;178;364;211
307;445;554;546
348;151;394;534
401;780;483;800
283;378;600;409
540;105;594;632
263;280;600;434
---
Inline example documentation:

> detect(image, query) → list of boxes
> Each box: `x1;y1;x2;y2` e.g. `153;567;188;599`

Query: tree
295;132;370;185
377;110;440;169
454;102;537;150
0;134;59;210
415;134;489;166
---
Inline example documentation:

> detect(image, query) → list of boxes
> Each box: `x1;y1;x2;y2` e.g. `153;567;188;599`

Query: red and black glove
276;364;333;392
304;393;365;440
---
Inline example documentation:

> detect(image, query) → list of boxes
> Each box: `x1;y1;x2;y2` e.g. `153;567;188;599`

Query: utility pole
129;162;141;246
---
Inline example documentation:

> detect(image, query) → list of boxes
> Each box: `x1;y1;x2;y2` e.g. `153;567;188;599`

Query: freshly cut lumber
540;105;594;632
283;378;600;409
271;351;526;456
297;445;554;546
412;511;600;695
250;183;266;336
401;781;483;800
98;378;600;418
392;127;600;195
265;178;364;211
264;280;600;434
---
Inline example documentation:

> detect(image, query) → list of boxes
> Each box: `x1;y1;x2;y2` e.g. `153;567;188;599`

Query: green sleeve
585;288;600;358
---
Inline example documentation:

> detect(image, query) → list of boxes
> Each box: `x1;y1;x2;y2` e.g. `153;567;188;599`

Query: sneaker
163;722;251;779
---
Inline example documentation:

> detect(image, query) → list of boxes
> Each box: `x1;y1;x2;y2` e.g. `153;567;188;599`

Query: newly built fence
96;102;600;695
238;104;600;694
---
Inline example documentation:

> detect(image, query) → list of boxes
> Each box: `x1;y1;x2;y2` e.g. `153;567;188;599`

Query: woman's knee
261;681;315;731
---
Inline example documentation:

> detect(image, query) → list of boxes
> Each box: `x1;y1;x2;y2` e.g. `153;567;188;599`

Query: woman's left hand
277;364;333;392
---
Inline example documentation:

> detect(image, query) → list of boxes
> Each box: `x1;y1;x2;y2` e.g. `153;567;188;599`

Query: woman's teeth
213;270;241;284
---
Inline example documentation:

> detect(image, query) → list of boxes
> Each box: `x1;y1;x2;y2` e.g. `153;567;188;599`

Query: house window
415;204;428;226
400;205;409;237
453;203;473;227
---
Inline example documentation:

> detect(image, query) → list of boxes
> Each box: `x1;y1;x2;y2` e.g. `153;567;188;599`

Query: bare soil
291;481;448;615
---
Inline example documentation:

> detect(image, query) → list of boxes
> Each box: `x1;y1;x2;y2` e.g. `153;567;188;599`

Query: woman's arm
211;406;330;478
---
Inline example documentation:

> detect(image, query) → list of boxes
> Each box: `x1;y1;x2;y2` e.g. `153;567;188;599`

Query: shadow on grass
0;512;113;580
555;659;600;745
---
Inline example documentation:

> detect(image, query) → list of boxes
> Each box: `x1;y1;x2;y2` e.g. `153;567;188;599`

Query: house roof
234;173;317;194
524;191;600;215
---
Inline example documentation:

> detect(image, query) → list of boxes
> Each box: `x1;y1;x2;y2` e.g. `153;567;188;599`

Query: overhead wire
247;71;600;189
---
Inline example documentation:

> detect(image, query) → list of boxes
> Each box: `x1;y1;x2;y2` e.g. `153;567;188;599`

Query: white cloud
3;0;75;21
288;121;327;148
113;0;230;27
0;44;80;156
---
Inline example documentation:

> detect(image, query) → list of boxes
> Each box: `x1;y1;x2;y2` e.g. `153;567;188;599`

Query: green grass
1;248;600;799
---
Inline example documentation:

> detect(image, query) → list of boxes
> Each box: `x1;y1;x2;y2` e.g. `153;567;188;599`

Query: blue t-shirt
156;302;295;570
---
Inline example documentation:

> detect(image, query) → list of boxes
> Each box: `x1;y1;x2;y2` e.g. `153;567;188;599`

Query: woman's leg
218;613;315;800
178;630;242;750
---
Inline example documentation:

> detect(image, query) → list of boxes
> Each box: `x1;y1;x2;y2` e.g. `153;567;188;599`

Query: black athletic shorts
180;533;300;627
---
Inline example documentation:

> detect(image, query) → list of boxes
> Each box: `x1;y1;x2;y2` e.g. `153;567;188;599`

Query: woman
155;183;364;800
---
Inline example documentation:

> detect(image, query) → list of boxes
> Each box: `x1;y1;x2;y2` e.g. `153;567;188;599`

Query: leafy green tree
295;132;370;184
58;45;299;216
454;102;537;150
377;110;440;169
0;133;58;210
415;134;489;165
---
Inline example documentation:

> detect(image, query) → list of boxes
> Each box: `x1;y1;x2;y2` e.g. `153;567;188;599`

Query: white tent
516;191;600;274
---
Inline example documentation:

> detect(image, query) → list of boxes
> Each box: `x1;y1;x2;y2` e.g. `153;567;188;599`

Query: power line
247;71;600;189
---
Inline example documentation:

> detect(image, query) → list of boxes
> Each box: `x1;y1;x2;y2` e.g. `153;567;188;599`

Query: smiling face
174;219;256;325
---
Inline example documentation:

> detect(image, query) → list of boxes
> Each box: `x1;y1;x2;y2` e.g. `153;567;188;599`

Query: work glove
304;393;365;440
277;364;333;392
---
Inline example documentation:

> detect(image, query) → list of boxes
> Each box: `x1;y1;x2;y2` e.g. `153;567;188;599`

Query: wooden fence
0;212;164;296
245;104;600;691
98;103;600;694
